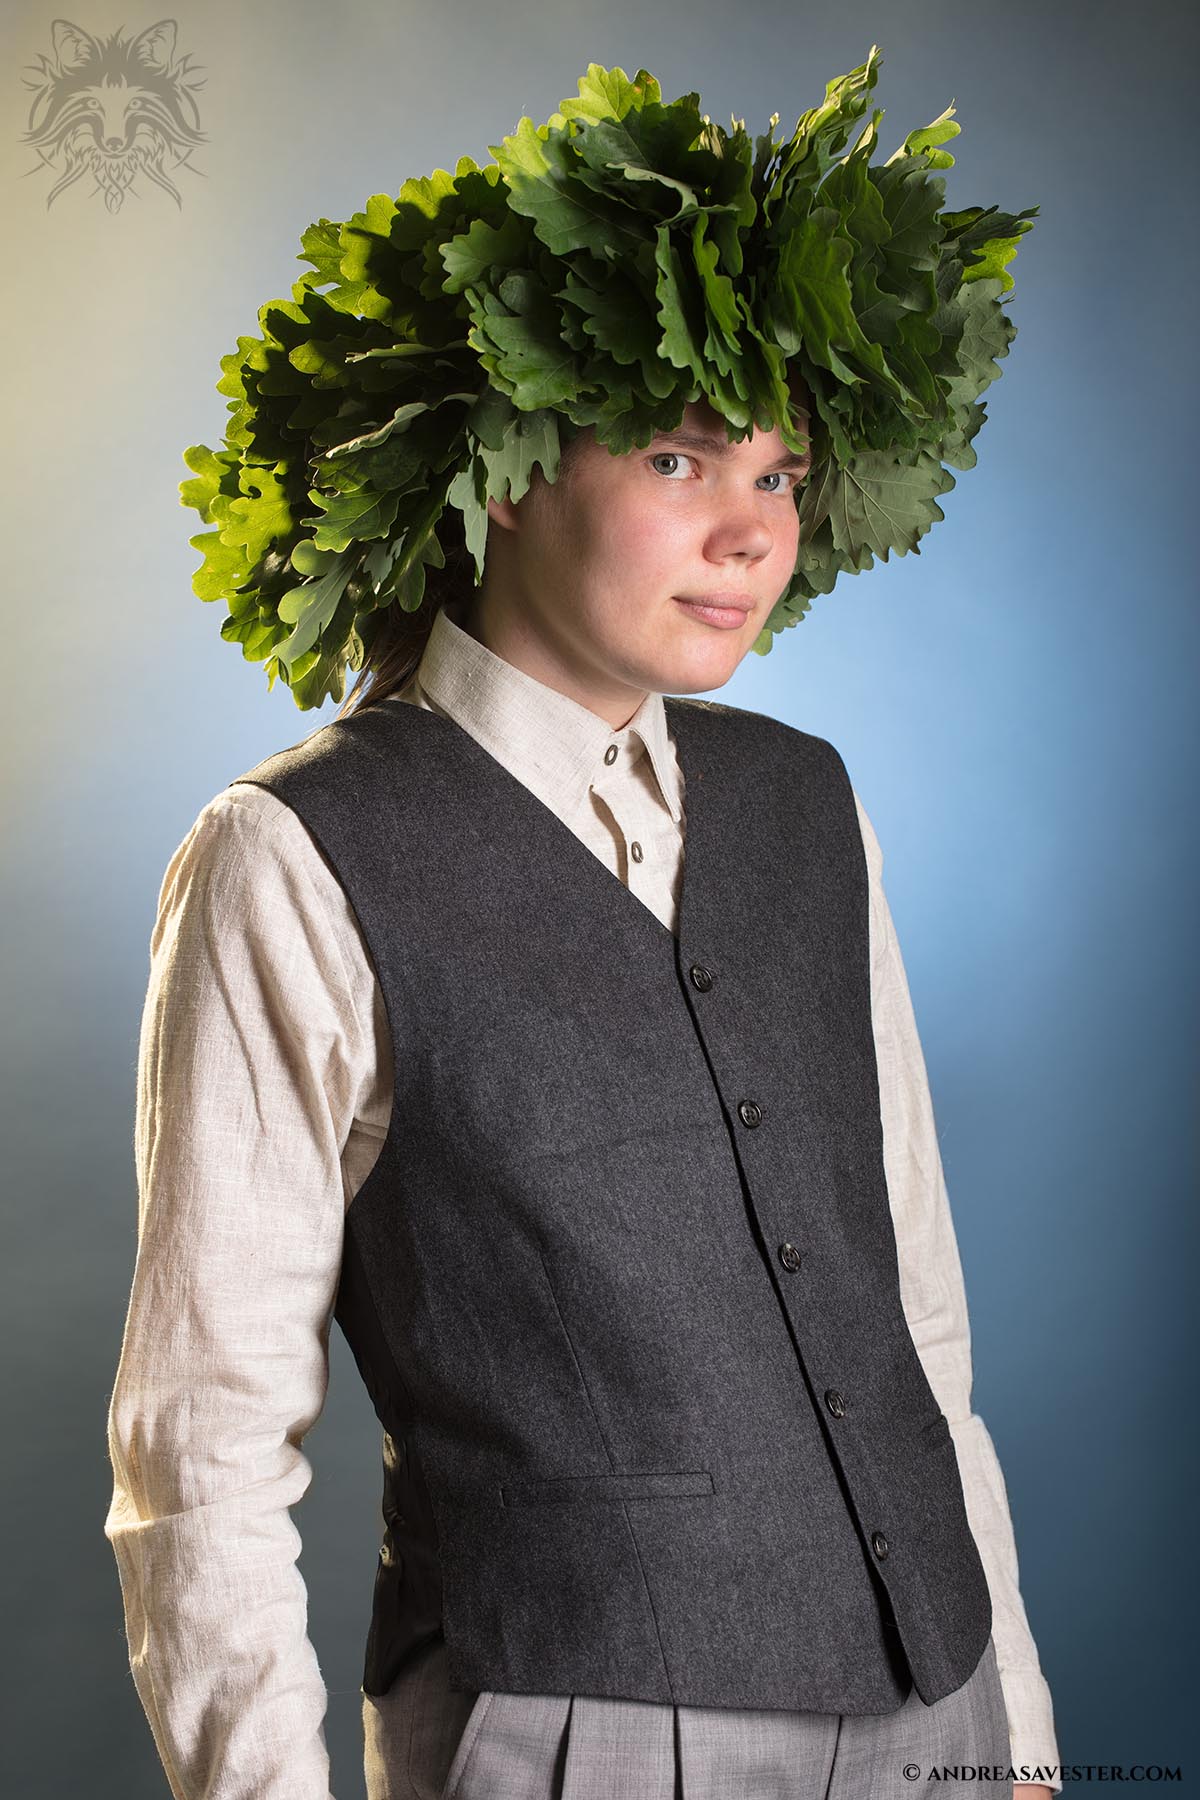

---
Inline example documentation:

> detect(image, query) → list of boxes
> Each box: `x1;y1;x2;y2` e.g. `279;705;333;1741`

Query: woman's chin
650;629;754;694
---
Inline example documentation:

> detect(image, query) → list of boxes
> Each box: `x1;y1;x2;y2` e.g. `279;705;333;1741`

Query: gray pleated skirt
362;1632;1011;1799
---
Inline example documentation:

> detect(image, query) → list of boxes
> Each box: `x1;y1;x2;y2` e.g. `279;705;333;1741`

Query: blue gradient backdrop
1;0;1195;1793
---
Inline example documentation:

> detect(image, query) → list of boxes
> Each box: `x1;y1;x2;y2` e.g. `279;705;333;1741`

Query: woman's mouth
673;595;755;630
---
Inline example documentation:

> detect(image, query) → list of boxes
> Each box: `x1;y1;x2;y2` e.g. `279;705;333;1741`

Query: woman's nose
705;500;776;559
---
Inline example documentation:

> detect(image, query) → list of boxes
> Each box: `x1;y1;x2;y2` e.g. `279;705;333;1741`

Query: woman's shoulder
849;786;885;884
152;780;373;1000
159;779;327;906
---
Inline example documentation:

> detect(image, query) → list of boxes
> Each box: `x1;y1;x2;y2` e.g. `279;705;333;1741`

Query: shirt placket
590;738;660;912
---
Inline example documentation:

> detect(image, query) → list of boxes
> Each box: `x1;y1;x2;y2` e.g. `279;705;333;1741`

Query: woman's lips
673;595;755;630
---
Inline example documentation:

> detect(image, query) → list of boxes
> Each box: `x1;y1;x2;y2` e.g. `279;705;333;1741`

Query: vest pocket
500;1469;715;1506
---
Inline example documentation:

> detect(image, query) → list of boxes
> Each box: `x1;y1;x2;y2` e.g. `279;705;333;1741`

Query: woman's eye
650;451;692;480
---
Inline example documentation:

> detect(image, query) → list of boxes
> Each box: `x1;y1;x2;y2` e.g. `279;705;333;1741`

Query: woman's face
472;396;811;726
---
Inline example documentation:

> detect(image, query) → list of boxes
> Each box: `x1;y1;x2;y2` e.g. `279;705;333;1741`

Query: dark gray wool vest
231;691;992;1714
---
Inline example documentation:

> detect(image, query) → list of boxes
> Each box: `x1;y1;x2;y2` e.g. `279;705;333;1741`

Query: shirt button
778;1242;803;1272
737;1100;763;1128
689;964;713;991
630;841;644;863
870;1531;890;1559
824;1388;846;1417
604;744;618;765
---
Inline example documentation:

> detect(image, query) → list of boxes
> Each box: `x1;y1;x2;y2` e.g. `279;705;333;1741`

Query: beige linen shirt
105;599;1061;1798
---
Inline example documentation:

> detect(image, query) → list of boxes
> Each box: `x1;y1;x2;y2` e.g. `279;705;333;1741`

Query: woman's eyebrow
652;427;812;469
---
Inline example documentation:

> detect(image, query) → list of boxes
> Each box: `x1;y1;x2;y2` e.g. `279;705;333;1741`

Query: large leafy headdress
181;45;1037;711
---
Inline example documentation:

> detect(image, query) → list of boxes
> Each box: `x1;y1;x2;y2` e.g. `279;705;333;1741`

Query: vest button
689;964;713;991
737;1100;763;1128
778;1242;803;1272
824;1388;846;1417
871;1530;890;1559
604;743;618;765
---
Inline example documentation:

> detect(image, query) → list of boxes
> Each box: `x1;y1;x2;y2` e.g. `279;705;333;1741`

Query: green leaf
179;444;240;523
890;104;960;171
495;114;647;260
653;222;704;381
275;551;354;667
559;63;664;126
447;456;489;577
220;465;295;566
560;252;678;399
771;210;899;394
468;275;578;409
939;275;1016;408
691;213;742;379
943;204;1039;294
188;529;256;604
758;45;882;222
289;539;339;576
825;447;956;566
960;231;1028;292
322;401;430;458
306;482;401;553
440;210;532;293
479;406;562;506
938;400;984;471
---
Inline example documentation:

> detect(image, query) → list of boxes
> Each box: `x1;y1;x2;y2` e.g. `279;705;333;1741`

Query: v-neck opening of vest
389;693;693;949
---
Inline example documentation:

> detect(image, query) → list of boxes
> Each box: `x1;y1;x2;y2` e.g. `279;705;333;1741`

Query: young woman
105;50;1059;1800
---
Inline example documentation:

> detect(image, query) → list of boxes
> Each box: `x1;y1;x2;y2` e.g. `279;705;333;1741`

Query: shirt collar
411;600;684;827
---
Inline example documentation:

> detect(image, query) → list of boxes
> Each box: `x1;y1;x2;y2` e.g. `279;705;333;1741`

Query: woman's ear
486;493;521;533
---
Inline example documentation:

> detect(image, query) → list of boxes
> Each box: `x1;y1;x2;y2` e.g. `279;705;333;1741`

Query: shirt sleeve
853;789;1063;1796
103;784;373;1800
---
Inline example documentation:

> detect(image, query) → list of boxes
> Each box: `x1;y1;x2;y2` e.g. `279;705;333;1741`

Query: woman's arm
854;791;1062;1798
104;787;369;1800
